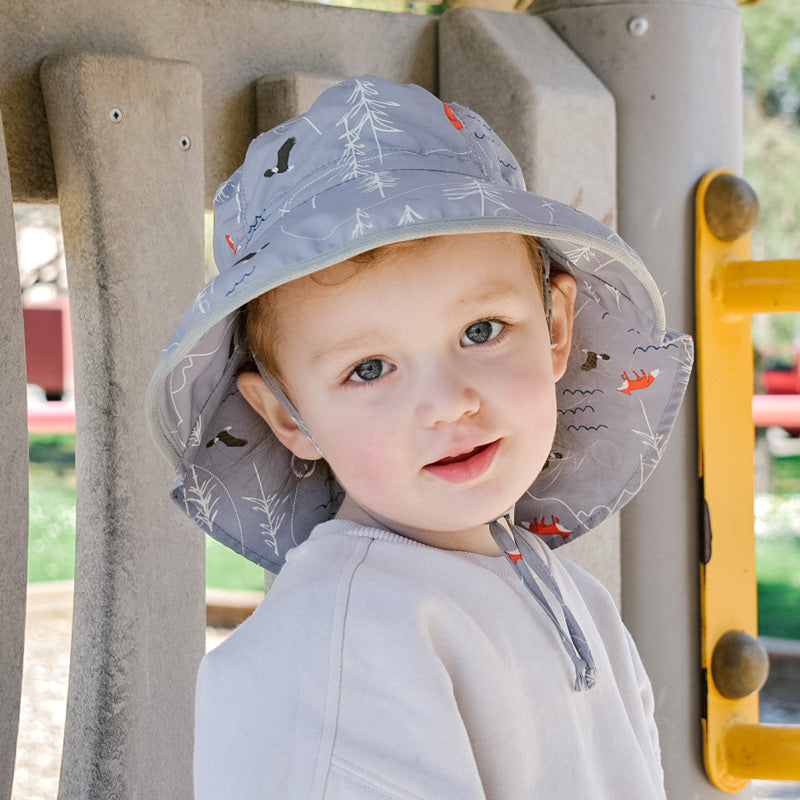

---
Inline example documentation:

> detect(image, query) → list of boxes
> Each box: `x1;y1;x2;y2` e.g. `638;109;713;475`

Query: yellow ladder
696;169;800;791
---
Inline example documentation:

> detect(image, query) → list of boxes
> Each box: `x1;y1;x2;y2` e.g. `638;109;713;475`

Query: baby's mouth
424;440;500;483
430;443;490;466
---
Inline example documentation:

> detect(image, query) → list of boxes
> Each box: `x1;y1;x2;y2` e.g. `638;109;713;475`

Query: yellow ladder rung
723;721;800;781
713;259;800;315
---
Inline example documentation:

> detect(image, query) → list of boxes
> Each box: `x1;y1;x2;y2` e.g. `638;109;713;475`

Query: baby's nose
416;366;481;427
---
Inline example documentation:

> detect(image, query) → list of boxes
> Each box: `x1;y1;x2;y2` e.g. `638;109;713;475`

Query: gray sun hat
145;75;693;575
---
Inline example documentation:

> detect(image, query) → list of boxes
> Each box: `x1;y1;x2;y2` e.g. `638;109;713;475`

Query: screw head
109;108;123;123
704;174;760;241
179;135;192;151
627;16;649;37
711;630;769;700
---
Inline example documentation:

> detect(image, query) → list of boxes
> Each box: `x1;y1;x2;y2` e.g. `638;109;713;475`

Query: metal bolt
711;630;769;700
704;173;760;242
109;108;123;123
179;135;192;151
627;16;649;37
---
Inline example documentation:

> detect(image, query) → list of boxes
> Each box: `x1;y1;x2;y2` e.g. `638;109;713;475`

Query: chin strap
489;515;597;692
540;246;553;337
252;354;325;457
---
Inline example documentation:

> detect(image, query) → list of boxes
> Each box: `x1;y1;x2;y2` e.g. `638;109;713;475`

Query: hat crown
212;76;524;274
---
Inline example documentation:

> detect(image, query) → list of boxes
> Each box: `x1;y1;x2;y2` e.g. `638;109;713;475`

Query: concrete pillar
531;2;743;798
40;54;206;800
256;72;345;134
0;109;29;800
0;0;437;206
439;8;622;603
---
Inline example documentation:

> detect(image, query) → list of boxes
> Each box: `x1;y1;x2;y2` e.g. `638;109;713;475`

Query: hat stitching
231;149;496;257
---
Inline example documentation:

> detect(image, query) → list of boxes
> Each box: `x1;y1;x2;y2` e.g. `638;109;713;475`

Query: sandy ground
10;583;800;799
11;584;231;800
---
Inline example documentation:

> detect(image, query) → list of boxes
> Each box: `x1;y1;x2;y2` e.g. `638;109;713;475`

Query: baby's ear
237;371;322;461
549;272;577;381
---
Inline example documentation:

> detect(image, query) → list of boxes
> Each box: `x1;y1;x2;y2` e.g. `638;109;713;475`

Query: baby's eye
461;320;503;346
349;358;391;383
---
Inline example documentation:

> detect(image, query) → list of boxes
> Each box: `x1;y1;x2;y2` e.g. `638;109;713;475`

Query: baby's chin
335;495;509;555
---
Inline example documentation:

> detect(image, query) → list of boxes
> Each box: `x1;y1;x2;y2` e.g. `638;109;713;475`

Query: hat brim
146;169;692;571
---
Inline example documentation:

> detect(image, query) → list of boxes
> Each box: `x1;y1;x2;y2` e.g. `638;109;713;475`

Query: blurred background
13;1;800;797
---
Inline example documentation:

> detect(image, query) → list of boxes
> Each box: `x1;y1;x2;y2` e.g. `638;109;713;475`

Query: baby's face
248;232;575;555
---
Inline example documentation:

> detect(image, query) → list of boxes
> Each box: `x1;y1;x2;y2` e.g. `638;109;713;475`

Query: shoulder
558;553;619;613
200;520;499;696
532;541;645;670
195;522;495;799
194;523;378;798
202;521;371;670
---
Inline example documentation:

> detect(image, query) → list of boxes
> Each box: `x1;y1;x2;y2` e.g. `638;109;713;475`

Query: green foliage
743;3;800;359
742;0;800;115
205;537;268;591
29;432;76;466
757;534;800;640
28;462;77;582
744;104;800;263
755;492;800;639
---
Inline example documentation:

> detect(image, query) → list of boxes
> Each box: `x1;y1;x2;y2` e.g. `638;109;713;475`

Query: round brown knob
704;174;759;242
711;630;769;700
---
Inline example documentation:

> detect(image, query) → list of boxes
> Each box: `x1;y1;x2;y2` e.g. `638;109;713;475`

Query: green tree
743;0;800;116
741;3;800;361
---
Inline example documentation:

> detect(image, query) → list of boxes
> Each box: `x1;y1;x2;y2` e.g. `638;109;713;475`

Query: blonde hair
245;234;544;382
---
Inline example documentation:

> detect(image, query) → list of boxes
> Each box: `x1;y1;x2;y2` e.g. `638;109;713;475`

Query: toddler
147;75;693;799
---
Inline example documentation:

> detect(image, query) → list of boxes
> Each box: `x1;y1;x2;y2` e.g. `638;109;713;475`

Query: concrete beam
40;54;207;800
1;0;436;205
0;109;29;800
256;72;346;134
440;8;616;222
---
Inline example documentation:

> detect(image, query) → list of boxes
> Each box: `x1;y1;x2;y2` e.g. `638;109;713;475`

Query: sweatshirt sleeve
194;535;370;799
623;626;664;775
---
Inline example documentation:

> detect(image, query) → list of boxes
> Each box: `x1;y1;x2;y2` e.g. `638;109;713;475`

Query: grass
755;493;800;639
758;539;800;640
28;460;77;582
205;538;266;591
27;435;800;635
28;432;265;590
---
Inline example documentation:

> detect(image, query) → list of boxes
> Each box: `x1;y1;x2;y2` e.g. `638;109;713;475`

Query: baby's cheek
326;437;393;495
506;367;556;411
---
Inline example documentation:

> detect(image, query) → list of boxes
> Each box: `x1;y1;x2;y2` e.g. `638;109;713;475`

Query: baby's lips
423;440;501;483
428;443;489;467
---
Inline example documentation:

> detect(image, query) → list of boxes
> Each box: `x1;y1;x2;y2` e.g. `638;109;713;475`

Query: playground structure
2;0;799;797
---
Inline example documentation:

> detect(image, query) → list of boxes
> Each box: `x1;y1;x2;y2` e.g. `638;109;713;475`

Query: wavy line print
566;424;609;432
558;405;595;415
245;213;267;237
225;263;257;297
562;388;604;396
633;343;679;354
